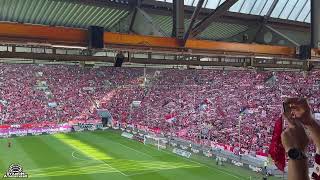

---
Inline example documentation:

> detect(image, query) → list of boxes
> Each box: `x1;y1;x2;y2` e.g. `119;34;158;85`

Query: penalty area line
127;169;172;177
71;151;128;177
71;151;93;161
100;160;129;177
111;140;154;158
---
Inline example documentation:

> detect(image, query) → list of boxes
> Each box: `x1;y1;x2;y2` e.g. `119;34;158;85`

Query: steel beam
54;0;309;32
266;0;279;18
0;51;115;62
190;0;238;38
311;0;320;48
265;25;300;46
252;0;279;42
128;0;141;33
183;0;205;45
172;0;177;37
0;22;298;57
172;0;184;40
52;0;129;10
129;8;138;33
0;50;311;69
130;8;167;36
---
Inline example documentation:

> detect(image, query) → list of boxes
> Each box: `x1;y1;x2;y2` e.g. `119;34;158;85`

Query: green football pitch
0;130;281;180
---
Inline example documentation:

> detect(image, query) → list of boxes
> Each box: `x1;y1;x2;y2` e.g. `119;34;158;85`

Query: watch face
288;149;300;159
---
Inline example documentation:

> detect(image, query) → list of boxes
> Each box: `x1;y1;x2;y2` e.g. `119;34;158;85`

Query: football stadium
0;0;320;179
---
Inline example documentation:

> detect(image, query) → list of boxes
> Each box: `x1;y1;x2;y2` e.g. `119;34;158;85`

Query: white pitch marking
98;159;129;177
71;151;128;176
128;169;170;177
145;145;243;180
113;140;154;158
71;151;96;161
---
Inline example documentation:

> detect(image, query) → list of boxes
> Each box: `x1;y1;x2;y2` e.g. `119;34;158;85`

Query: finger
281;129;291;143
283;113;296;128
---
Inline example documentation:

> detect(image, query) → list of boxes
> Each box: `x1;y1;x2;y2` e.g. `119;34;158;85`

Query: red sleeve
311;154;320;180
315;154;320;164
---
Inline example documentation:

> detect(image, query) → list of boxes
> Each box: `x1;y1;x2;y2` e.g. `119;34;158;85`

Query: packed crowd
0;64;319;157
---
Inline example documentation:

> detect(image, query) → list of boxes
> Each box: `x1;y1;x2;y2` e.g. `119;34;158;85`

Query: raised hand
283;98;314;126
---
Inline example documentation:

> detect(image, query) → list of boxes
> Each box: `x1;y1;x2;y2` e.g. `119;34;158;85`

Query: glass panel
205;0;221;9
45;48;53;54
56;49;67;55
229;0;245;12
66;50;80;55
218;0;226;6
203;0;208;8
107;52;116;57
153;0;309;23
240;0;257;14
304;12;310;23
271;0;289;18
193;0;199;6
279;0;298;19
184;0;193;6
134;53;148;58
16;47;31;53
0;46;8;51
152;54;165;59
250;0;268;15
260;0;275;15
32;48;45;53
288;0;308;20
296;0;310;21
165;55;175;60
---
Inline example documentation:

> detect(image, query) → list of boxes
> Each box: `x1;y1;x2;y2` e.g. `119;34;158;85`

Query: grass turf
0;130;281;180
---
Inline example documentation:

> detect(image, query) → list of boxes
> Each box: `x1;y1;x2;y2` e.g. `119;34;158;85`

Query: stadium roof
156;0;311;23
0;0;129;30
0;0;311;46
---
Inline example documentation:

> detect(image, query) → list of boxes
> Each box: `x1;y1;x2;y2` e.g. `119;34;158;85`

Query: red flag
268;116;286;171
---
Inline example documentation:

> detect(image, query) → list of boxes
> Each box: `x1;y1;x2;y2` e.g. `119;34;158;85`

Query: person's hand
283;98;314;126
281;116;309;152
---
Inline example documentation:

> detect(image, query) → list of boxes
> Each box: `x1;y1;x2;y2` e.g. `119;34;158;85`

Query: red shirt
312;154;320;180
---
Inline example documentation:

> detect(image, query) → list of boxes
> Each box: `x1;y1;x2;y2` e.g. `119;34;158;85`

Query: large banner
173;148;191;158
72;123;103;132
0;124;72;138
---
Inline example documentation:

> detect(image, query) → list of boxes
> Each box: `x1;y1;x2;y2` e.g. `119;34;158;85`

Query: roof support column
311;0;320;48
129;0;141;33
172;0;184;40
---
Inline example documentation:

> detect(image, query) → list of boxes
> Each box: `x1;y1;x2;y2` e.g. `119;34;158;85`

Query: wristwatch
287;148;307;160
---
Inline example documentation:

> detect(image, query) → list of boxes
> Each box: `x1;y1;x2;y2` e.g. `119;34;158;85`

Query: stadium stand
0;64;319;162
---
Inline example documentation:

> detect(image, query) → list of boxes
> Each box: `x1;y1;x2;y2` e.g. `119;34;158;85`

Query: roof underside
0;0;129;30
0;0;310;46
151;14;248;40
157;0;311;23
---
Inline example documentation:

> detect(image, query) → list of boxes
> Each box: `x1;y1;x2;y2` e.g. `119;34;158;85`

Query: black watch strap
287;148;307;160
